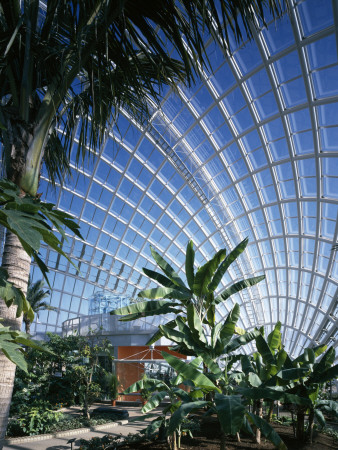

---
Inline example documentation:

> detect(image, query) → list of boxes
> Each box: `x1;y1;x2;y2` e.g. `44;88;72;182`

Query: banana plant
123;356;209;450
238;328;338;443
161;352;287;450
157;301;261;380
111;237;265;344
237;322;296;444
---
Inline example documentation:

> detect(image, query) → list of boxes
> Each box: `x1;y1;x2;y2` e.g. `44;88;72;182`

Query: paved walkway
4;406;158;450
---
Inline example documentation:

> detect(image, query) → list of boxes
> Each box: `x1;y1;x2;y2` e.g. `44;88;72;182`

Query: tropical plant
134;351;288;450
0;0;285;444
7;401;64;437
111;238;264;345
237;333;338;443
23;275;55;334
0;322;51;373
124;357;209;450
237;322;310;443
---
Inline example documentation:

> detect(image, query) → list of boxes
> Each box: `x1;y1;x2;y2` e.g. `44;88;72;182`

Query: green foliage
0;267;33;320
0;0;285;196
0;322;50;372
0;180;82;282
214;393;245;435
23;275;55;333
11;332;113;417
7;409;121;437
100;372;120;400
112;238;264;349
7;401;64;436
246;412;287;450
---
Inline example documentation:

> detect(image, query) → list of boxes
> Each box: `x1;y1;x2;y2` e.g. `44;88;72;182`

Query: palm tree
0;0;285;445
23;275;55;335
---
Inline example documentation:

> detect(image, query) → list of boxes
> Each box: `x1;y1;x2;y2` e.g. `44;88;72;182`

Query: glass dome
29;0;337;359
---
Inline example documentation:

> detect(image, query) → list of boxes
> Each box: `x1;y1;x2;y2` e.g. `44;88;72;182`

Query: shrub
7;401;64;436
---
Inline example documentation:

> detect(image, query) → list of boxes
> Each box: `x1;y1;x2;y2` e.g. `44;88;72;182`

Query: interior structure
26;0;337;360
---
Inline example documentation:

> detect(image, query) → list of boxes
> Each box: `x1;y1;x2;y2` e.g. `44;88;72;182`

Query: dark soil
121;419;336;449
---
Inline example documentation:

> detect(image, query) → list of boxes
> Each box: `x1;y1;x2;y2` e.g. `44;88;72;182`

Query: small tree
23;275;56;335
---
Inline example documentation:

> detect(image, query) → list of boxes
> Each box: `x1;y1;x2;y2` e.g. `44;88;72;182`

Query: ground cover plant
6;408;123;437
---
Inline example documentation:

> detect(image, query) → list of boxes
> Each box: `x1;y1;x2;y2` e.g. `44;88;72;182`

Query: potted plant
140;387;151;406
110;373;120;406
139;374;152;406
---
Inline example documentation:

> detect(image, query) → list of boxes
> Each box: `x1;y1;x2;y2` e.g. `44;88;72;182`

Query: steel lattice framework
27;0;337;359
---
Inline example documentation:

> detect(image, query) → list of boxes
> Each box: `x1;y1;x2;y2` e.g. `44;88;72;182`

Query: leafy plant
7;401;64;436
0;322;51;372
0;180;82;282
111;238;264;346
23;275;55;334
160;352;287;450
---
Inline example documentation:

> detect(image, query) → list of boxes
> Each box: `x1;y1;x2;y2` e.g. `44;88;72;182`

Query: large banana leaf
146;319;177;346
215;275;265;304
267;321;282;351
185;240;195;291
317;400;338;417
211;321;223;349
138;287;191;301
276;349;289;371
214;393;245;435
123;377;163;394
314;409;326;428
237;386;312;406
294;348;315;366
276;367;310;380
162;352;220;391
241;355;255;375
159;323;204;354
246;412;287;450
208;238;248;292
150;246;186;288
255;334;275;365
248;372;262;387
199;353;223;377
143;267;190;293
312;347;335;377
142;391;167;413
314;364;338;384
172;357;205;385
111;299;182;321
219;303;240;341
168;401;208;434
224;328;261;353
193;249;227;297
294;344;327;365
187;304;207;344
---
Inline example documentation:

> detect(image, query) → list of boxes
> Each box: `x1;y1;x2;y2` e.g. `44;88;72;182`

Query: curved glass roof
30;0;338;359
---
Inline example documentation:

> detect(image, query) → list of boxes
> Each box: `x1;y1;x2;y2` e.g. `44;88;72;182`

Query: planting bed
121;430;335;449
120;421;337;449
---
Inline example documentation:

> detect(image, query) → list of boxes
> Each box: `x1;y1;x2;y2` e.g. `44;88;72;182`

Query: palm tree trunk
23;316;31;334
0;231;31;449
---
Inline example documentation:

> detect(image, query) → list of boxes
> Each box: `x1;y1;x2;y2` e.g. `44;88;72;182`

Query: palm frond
0;0;286;189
